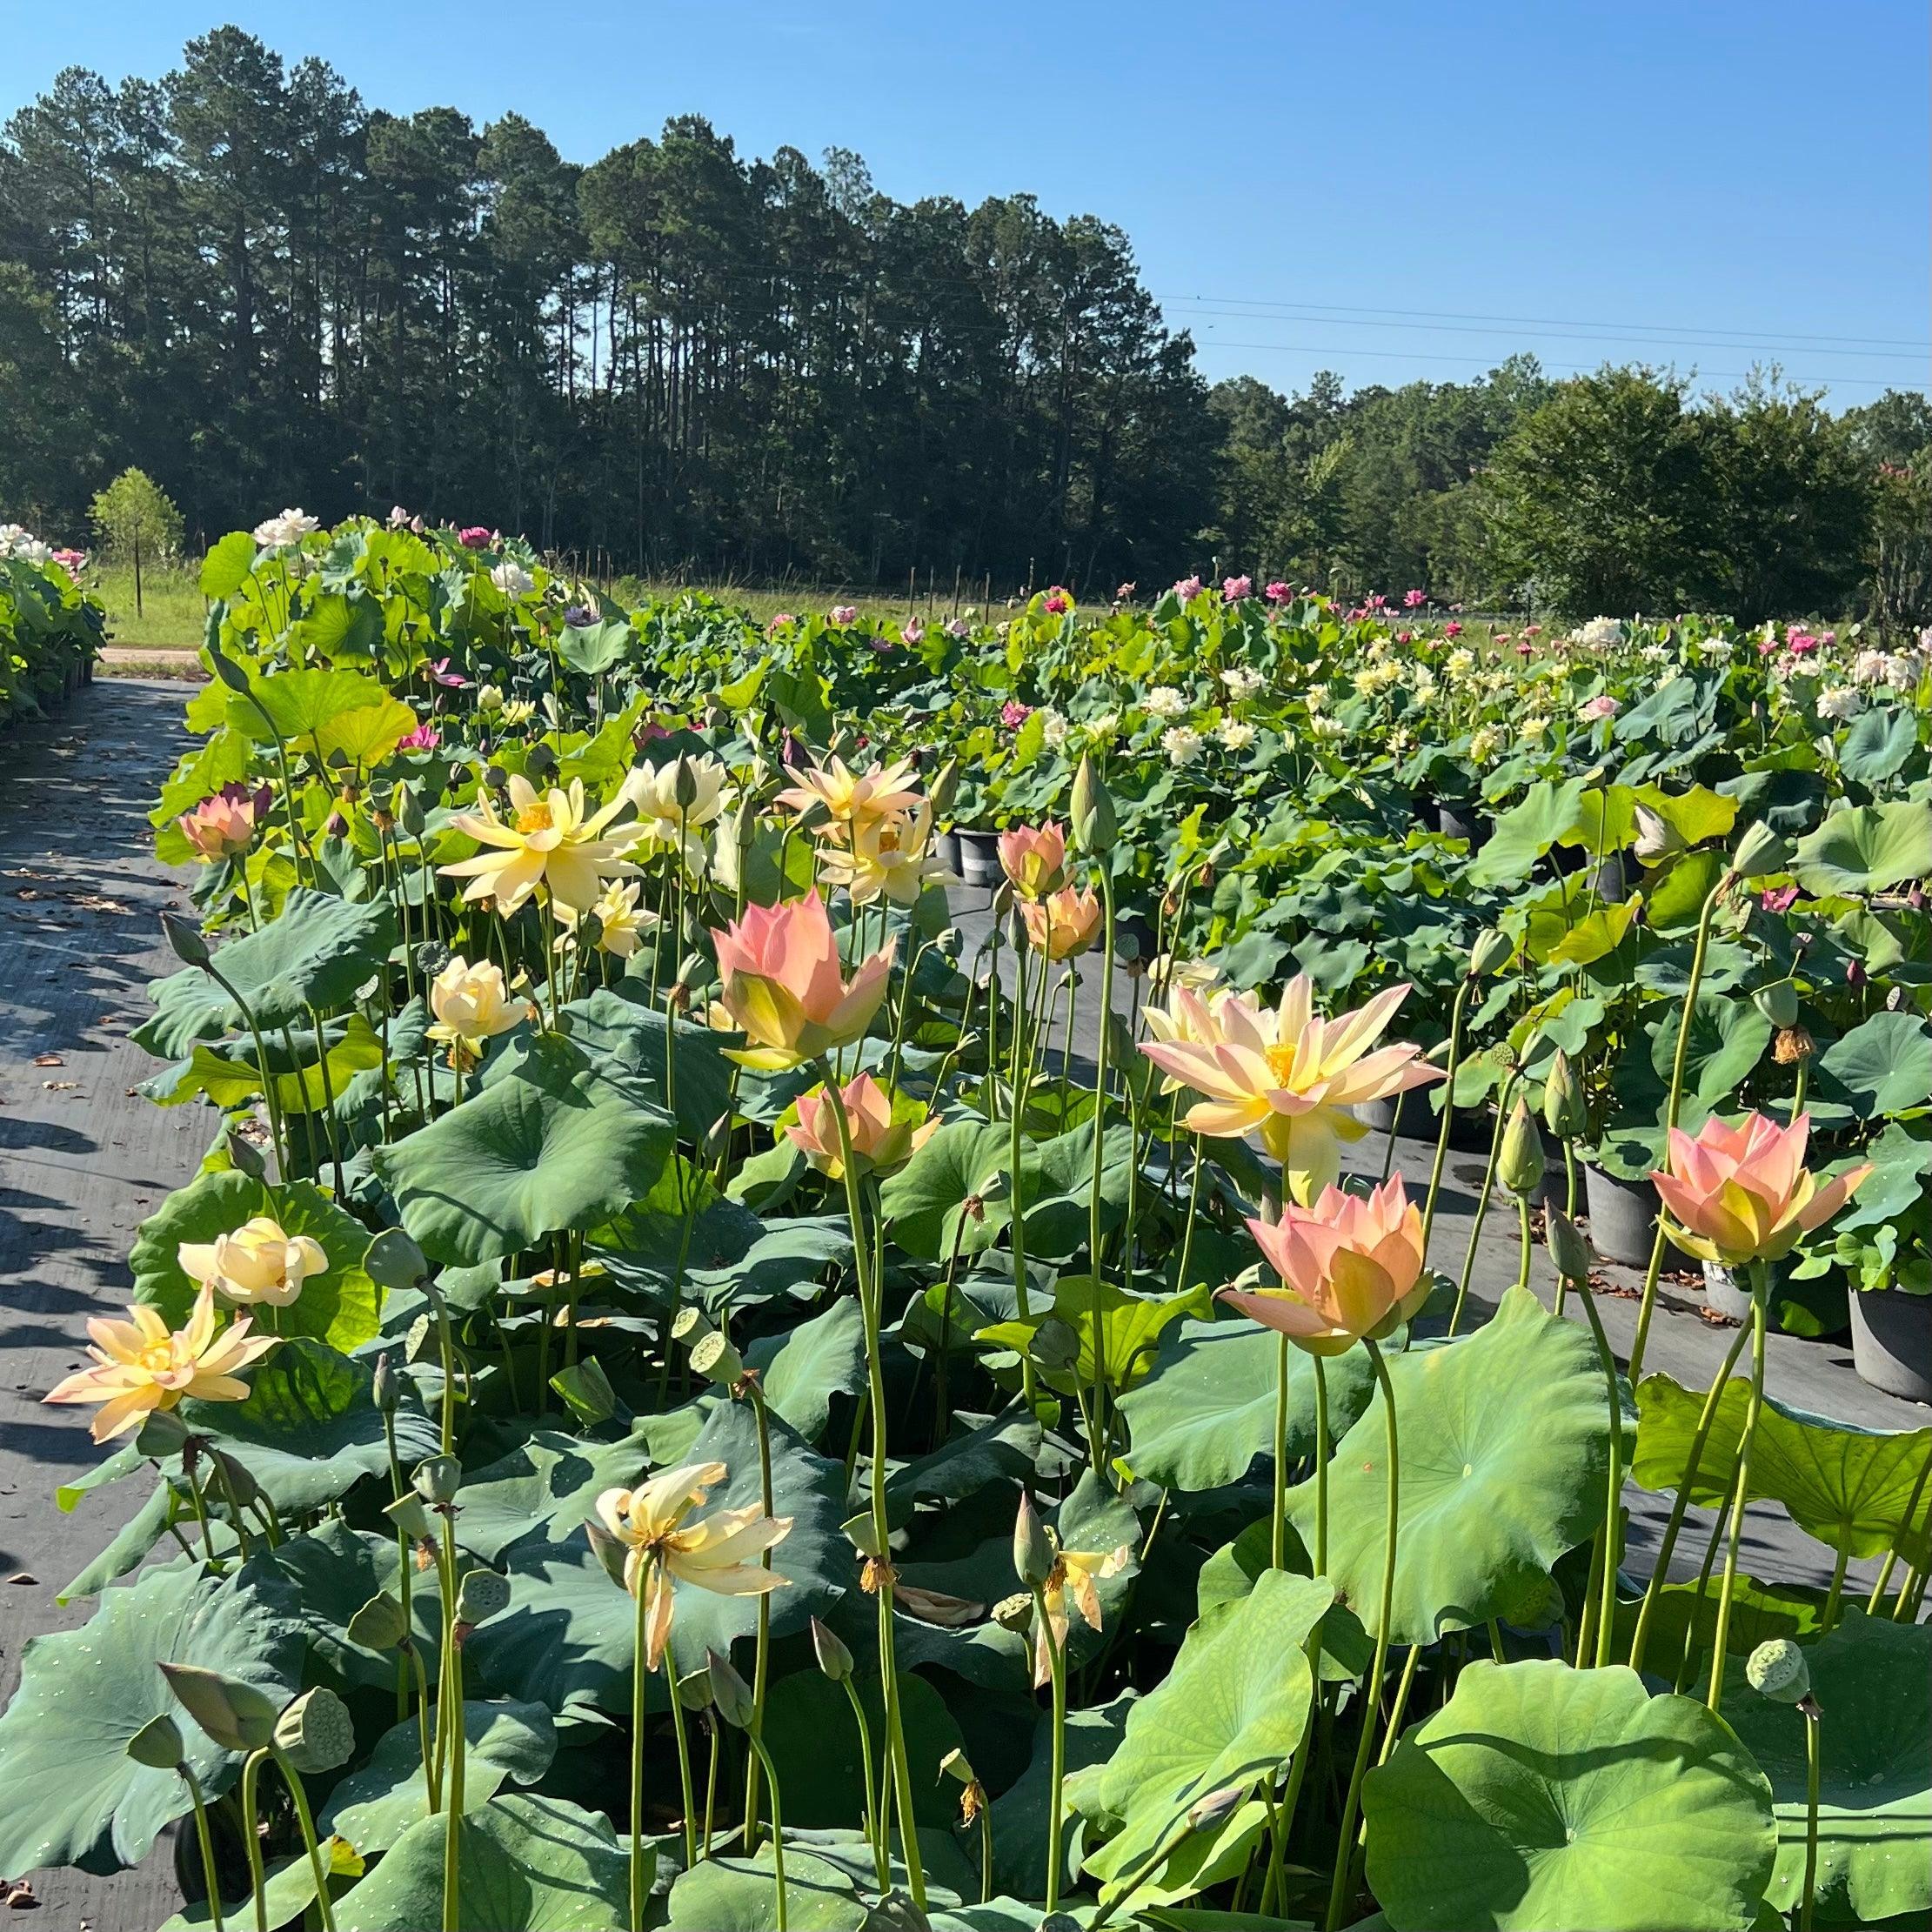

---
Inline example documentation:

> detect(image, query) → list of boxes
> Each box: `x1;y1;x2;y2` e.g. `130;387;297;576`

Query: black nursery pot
1435;800;1489;849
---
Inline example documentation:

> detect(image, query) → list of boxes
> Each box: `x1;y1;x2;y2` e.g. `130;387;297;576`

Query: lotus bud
158;1663;281;1754
478;683;505;715
161;912;211;969
225;1127;267;1180
210;1448;259;1509
702;1113;734;1164
928;758;960;820
346;1590;411;1652
1632;805;1683;866
811;1616;853;1683
1013;1491;1055;1588
1070;752;1117;856
1541;1049;1586;1140
1186;1782;1249;1834
273;1687;355;1774
1733;822;1789;880
384;1493;433;1541
585;1519;632;1590
454;1568;511;1628
1754;979;1800;1029
705;1648;756;1730
1547;1207;1594;1285
364;1228;428;1293
412;1454;462;1507
127;1713;186;1769
690;1329;745;1386
673;756;699;811
396;783;426;836
1498;1098;1544;1200
371;1352;399;1416
677;1668;713;1714
1469;927;1514;978
209;649;252;693
1745;1637;1812;1707
137;1408;192;1459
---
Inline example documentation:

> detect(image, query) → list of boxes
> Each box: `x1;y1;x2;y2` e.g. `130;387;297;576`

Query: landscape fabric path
0;680;1923;1928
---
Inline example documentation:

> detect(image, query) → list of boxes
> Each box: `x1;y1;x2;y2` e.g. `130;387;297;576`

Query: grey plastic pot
956;829;1002;890
1700;1260;1757;1322
1354;1091;1492;1153
933;829;962;877
1849;1290;1932;1404
1583;1164;1658;1267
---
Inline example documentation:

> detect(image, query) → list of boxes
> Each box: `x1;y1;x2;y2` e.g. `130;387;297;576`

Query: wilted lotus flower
786;1072;936;1179
179;783;272;861
1028;1531;1134;1688
1652;1112;1870;1267
43;1284;278;1441
709;892;894;1071
178;1217;327;1309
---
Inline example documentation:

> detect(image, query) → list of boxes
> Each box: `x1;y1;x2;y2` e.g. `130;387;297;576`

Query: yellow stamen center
515;800;555;834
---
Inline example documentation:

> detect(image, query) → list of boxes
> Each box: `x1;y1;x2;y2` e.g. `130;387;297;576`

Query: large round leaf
1362;1659;1775;1930
373;1035;675;1265
1116;1315;1375;1491
332;1793;627;1931
1792;802;1932;896
879;1118;1015;1260
1285;1289;1609;1643
1715;1610;1930;1926
666;1849;866;1931
1815;1010;1932;1118
0;1557;303;1876
746;1295;865;1445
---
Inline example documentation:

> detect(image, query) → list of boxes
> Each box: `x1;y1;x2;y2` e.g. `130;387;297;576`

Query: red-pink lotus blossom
458;526;492;549
1265;581;1292;604
1223;575;1253;602
1001;700;1033;731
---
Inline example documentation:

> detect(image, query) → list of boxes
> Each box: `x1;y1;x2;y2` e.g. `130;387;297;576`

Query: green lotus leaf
0;1558;303;1877
1115;1315;1376;1492
1648;991;1772;1107
1467;778;1591;887
1715;1610;1930;1926
180;1337;440;1512
240;665;391;748
556;617;634;676
746;1294;865;1444
884;1407;1041;1522
560;986;736;1141
1792;801;1932;896
451;1426;680;1563
130;1170;382;1350
759;1668;966;1831
1837;705;1918;786
374;1035;675;1264
1632;1372;1932;1559
1072;1568;1330;1889
322;1699;556;1855
265;1521;443;1693
1607;1573;1827;1688
665;1848;866;1931
879;1118;1016;1261
1814;1010;1932;1118
1364;1659;1775;1930
200;528;259;599
332;1792;628;1931
313;694;417;769
977;1275;1206;1397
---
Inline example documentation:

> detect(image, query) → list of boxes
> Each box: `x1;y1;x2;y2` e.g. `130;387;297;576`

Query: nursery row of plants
3;513;1928;1932
0;523;101;723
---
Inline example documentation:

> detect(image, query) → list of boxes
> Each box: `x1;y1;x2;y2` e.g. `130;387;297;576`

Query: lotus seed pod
371;1352;399;1416
384;1493;433;1544
158;1663;281;1753
346;1590;411;1652
706;1648;756;1730
810;1616;852;1683
690;1329;745;1386
1498;1098;1545;1200
992;1590;1033;1633
1745;1637;1811;1706
585;1519;632;1590
1013;1491;1055;1588
1070;752;1117;856
126;1714;184;1770
1753;979;1800;1029
1469;927;1514;978
939;1745;977;1786
454;1568;511;1627
273;1687;356;1774
1733;821;1790;881
1541;1049;1587;1139
364;1228;428;1293
412;1454;462;1507
669;1305;713;1346
841;1510;886;1561
1547;1208;1594;1286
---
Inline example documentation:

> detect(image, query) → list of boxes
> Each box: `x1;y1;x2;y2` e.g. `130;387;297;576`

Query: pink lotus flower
710;892;895;1072
387;505;412;528
1443;620;1463;638
786;1071;935;1179
50;547;87;578
398;723;442;752
428;658;467;688
458;526;492;549
1001;700;1033;731
829;605;859;626
1403;589;1427;609
1787;630;1820;655
1043;586;1073;616
1759;885;1799;913
1223;575;1253;602
1577;694;1621;722
769;612;799;632
1516;640;1534;657
179;783;272;862
1220;1176;1427;1354
1652;1112;1870;1267
999;821;1068;899
1265;581;1292;605
1115;581;1137;601
946;618;971;638
901;617;925;645
1522;625;1541;638
1173;576;1203;601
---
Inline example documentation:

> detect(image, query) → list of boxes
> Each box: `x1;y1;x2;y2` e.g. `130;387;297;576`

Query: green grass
92;563;208;651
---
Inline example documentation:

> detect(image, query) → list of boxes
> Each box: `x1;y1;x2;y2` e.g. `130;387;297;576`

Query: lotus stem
1029;1581;1069;1915
1376;1645;1423;1766
441;1554;465;1932
665;1664;697;1868
746;1732;788;1932
629;1560;652;1932
1420;974;1473;1267
1088;866;1118;1467
1272;1330;1291;1571
1706;1263;1770;1711
1005;946;1040;1410
1674;1508;1733;1695
240;1747;270;1932
1821;1543;1849;1632
1570;1275;1625;1667
1313;1355;1330;1575
1173;1132;1206;1297
181;1764;225;1932
742;1380;776;1849
1801;1700;1822;1932
1325;1337;1399;1932
701;1709;719;1860
1514;1197;1533;1296
838;1675;887;1893
1448;1070;1519;1334
271;1746;338;1932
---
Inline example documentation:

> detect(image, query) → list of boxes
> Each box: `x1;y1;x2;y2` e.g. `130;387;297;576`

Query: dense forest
2;27;1928;622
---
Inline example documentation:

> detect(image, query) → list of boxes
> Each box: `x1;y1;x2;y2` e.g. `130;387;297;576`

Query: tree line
2;27;1926;625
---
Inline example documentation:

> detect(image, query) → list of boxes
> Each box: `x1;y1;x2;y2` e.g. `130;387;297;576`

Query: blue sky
10;0;1928;407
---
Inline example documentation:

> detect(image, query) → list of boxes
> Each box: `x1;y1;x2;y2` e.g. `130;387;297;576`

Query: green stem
1272;1330;1291;1571
630;1561;652;1932
1419;976;1473;1267
839;1676;888;1894
1706;1265;1770;1711
1006;949;1040;1410
1572;1278;1625;1668
240;1748;270;1932
746;1735;788;1932
666;1662;697;1869
1030;1582;1069;1915
182;1766;226;1932
1313;1355;1330;1574
1173;1132;1206;1294
742;1384;777;1849
271;1747;338;1932
1448;1071;1519;1334
441;1547;465;1932
1089;868;1117;1465
1801;1707;1822;1932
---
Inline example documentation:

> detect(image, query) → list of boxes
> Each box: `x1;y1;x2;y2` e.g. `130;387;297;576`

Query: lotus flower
426;955;536;1066
440;774;644;914
621;755;732;869
558;878;655;959
458;526;492;549
1030;1535;1135;1688
179;784;271;861
816;801;950;906
177;1217;326;1310
710;892;893;1071
593;1461;792;1669
786;1072;936;1179
1139;977;1441;1199
998;821;1067;899
1652;1113;1871;1267
43;1284;278;1441
1220;1176;1427;1355
398;723;442;752
775;755;922;846
1020;884;1102;959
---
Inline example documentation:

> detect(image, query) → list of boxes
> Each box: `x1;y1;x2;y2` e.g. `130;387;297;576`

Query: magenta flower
458;526;492;550
1788;632;1820;655
1522;625;1541;638
1222;574;1252;602
1444;620;1464;638
1403;588;1426;609
1516;639;1534;657
1001;700;1033;730
1043;586;1073;616
398;723;443;752
50;547;87;578
428;658;467;688
1173;576;1203;601
1264;581;1291;605
1760;886;1800;913
769;612;799;632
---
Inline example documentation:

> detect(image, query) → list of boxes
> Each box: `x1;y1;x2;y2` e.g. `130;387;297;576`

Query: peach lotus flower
1031;1534;1136;1688
440;773;644;915
1219;1176;1427;1355
179;784;272;861
43;1284;278;1442
816;800;951;906
1020;883;1102;960
177;1216;327;1309
709;891;894;1071
1139;977;1441;1200
786;1072;937;1180
593;1461;792;1669
998;821;1067;899
775;754;923;846
1652;1112;1871;1267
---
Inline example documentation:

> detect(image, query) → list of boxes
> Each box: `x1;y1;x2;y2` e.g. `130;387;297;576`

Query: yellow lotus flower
815;802;950;906
775;755;923;846
426;955;537;1067
177;1216;327;1309
1139;976;1441;1200
593;1461;792;1669
440;774;643;914
1020;884;1102;959
1032;1534;1134;1688
620;756;731;871
43;1284;278;1442
558;877;656;959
